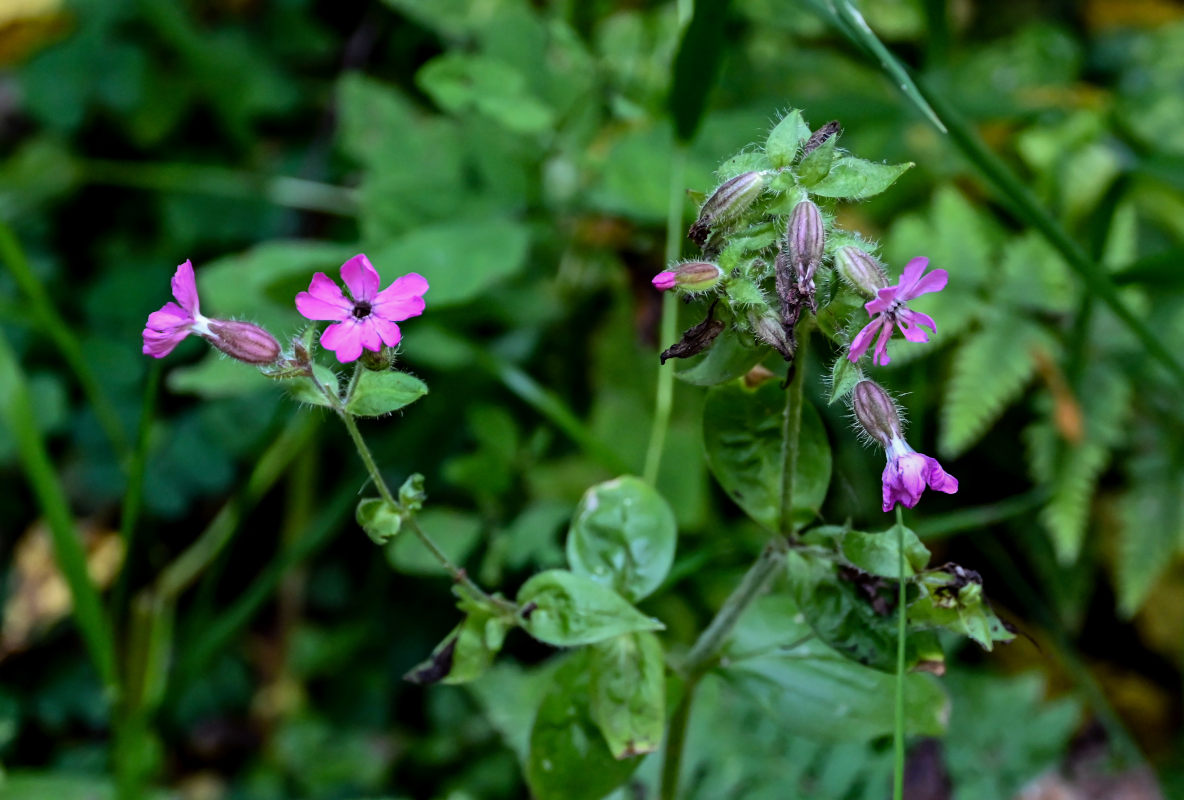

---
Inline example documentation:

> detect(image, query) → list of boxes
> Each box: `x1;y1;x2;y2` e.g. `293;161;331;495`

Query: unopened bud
204;319;281;364
750;311;795;361
653;261;724;293
689;171;767;245
852;380;903;448
360;347;394;371
788;200;825;280
835;246;890;298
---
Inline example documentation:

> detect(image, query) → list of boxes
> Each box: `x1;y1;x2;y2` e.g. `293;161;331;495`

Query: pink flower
652;271;677;291
143;260;280;363
295;254;428;363
848;256;947;367
881;437;958;512
143;260;211;358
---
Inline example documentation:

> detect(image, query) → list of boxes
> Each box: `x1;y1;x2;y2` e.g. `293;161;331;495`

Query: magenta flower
881;437;958;512
848;256;947;367
143;260;280;363
652;271;677;291
295;254;428;363
143;260;207;358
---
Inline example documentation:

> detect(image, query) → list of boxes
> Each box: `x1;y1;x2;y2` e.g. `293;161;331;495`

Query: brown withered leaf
1;520;124;659
800;120;842;159
659;302;725;364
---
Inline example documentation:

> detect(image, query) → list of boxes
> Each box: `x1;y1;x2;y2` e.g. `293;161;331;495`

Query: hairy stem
893;504;907;800
779;334;808;535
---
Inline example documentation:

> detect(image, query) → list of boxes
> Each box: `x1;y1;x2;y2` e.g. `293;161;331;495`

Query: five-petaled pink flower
295;254;428;363
848;256;947;367
881;437;959;512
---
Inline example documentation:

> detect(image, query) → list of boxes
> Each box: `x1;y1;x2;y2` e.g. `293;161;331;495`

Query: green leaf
909;568;1015;651
797;134;838;186
405;611;509;685
285;364;339;408
588;631;665;758
668;0;734;142
385;508;482;575
839;527;931;578
827;356;862;405
765;110;810;168
416;52;555;134
675;327;765;386
717;150;772;181
940;315;1050;457
725;596;949;741
784;548;936;672
368;218;530;308
344;370;428;417
566;476;677;602
527;654;642;800
1116;437;1184;616
516;570;663;647
807;156;912;200
355;498;402;545
703;379;832;531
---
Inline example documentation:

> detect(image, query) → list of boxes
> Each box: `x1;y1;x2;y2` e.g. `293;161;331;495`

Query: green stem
156;414;319;599
779;335;808;535
317;375;514;613
112;361;161;620
79;159;359;216
892;504;907;800
0;222;129;459
659;674;699;800
643;142;688;485
0;329;119;692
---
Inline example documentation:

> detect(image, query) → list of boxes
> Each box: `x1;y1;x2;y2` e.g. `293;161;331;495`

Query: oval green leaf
765;109;811;168
516;570;664;647
566;476;677;602
345;370;428;417
702;379;832;531
808;156;913;200
588;631;665;759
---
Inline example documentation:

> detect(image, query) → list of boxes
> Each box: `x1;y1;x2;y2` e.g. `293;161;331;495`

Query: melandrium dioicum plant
141;110;1014;800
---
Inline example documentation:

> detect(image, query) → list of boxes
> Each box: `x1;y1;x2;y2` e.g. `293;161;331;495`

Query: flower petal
296;273;352;321
358;319;384;352
321;321;364;363
171;260;200;315
848;318;883;363
895;316;931;344
902;267;947;300
865;286;897;315
340;254;381;303
872;320;894;366
370;317;403;348
922;456;959;495
895;257;929;297
142;325;191;358
373;272;429;321
145;301;192;330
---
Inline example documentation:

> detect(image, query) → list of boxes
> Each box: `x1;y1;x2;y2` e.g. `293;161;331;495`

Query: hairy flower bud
652;261;724;293
750;311;795;361
203;319;282;364
852;380;903;448
788;200;825;278
689;171;767;245
835;246;890;298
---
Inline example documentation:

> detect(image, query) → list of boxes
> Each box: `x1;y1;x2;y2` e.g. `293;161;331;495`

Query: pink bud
652;271;678;291
204;319;282;364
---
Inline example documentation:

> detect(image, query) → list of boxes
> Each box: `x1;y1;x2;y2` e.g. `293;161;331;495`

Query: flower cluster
143;255;429;366
648;115;958;514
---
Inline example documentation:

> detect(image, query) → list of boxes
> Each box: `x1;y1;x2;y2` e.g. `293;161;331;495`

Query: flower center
352;301;372;319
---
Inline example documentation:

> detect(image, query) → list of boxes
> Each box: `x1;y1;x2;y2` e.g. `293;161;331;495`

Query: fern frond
940;315;1050;457
1116;434;1184;616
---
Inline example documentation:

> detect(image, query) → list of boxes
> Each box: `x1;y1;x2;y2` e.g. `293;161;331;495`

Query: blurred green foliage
3;0;1184;798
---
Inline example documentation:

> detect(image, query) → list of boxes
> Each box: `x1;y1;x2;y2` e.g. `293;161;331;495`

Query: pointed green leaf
909;568;1015;651
566;476;677;602
765;110;811;168
405;611;509;685
828;356;862;405
808;156;912;200
517;570;663;647
797;134;838;185
345;370;428;417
